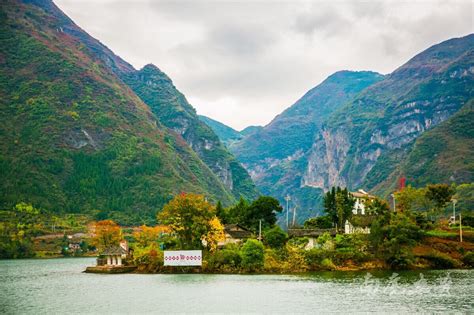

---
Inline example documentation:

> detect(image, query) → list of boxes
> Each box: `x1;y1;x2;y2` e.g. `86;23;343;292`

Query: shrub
241;239;265;272
303;215;333;229
462;251;474;267
263;226;288;248
320;258;336;270
421;251;460;269
207;248;242;271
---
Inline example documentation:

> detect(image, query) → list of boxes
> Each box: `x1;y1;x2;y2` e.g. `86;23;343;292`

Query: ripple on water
0;258;473;314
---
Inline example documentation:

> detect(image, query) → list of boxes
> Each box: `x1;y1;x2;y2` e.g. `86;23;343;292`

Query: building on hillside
350;189;376;215
218;224;252;247
345;189;377;234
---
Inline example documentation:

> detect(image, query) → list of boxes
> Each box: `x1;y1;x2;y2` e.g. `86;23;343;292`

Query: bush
421;251;460;269
303;215;333;229
241;239;265;272
462;252;474;267
207;248;242;271
263;226;288;248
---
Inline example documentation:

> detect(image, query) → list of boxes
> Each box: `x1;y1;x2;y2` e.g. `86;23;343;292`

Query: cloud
55;0;473;130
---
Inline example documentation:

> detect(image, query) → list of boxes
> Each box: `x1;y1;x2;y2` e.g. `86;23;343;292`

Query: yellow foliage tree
203;216;225;252
158;193;216;249
133;225;170;247
90;220;122;251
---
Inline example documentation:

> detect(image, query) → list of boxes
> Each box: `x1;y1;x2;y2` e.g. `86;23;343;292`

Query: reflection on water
0;258;473;314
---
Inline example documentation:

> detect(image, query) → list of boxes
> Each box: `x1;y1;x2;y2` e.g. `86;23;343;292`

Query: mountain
198;115;243;147
27;0;258;202
231;34;474;222
240;125;263;137
371;99;474;194
315;34;474;193
0;0;257;223
230;71;384;221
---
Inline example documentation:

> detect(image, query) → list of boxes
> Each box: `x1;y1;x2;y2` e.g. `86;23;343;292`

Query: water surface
1;258;473;314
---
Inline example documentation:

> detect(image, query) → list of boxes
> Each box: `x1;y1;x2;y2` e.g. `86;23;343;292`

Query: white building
345;189;376;234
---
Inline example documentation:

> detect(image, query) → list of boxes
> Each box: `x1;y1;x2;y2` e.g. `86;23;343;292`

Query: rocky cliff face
120;65;258;201
230;34;473;221
231;71;384;221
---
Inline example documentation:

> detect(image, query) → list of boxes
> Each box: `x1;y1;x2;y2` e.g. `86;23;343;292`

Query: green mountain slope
230;35;473;222
23;0;258;202
372;100;474;194
0;0;238;221
230;71;384;221
316;34;474;192
119;66;258;201
198;115;243;147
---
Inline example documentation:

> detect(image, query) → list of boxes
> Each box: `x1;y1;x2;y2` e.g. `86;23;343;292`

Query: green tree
303;215;333;229
263;226;288;248
215;201;227;223
324;187;355;230
227;197;249;225
241;239;265;271
241;196;283;231
425;184;455;212
370;212;423;269
323;187;337;223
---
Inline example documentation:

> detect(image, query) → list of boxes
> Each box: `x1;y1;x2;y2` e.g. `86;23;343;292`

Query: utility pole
258;219;262;242
292;206;297;227
460;213;463;243
285;195;291;230
391;193;396;212
452;199;457;225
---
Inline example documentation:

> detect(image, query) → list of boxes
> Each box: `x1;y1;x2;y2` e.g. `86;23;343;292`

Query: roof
101;245;127;256
288;228;337;237
224;224;252;239
351;189;376;199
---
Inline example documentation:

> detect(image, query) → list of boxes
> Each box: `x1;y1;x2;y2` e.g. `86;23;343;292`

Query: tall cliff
231;34;474;221
231;71;384;220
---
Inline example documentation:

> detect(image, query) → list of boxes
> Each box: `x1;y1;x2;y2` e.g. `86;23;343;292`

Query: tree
323;187;337;223
227;197;249;225
202;217;225;252
215;201;228;224
303;215;333;229
365;198;391;215
425;184;455;212
395;186;432;213
90;220;122;251
241;196;283;231
133;225;170;247
263;226;288;248
241;239;265;271
324;187;354;230
369;212;423;269
157;193;216;249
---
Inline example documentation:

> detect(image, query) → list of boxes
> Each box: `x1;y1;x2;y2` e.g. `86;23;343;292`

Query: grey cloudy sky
55;0;473;130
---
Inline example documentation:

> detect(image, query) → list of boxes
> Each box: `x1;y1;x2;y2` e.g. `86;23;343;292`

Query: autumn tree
157;193;218;249
133;225;170;247
202;217;225;252
90;220;122;251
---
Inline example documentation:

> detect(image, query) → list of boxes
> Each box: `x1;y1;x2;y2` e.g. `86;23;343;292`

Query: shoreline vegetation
1;184;474;273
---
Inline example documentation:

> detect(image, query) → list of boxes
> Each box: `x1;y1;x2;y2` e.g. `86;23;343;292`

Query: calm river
0;258;473;314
